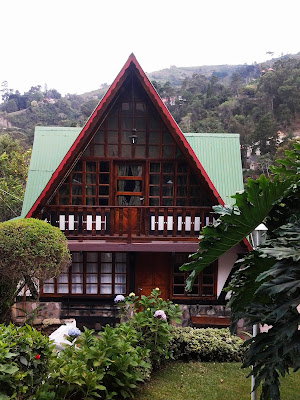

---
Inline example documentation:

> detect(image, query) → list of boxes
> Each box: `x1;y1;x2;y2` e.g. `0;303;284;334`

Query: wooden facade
22;54;246;326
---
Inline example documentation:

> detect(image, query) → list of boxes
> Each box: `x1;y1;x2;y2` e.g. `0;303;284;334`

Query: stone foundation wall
179;304;231;327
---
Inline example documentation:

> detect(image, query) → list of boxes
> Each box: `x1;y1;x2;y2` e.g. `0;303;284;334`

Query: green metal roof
183;133;244;205
21;126;82;217
21;128;243;217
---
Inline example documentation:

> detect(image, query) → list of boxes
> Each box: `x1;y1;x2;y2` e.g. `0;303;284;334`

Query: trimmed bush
0;323;54;399
169;327;244;362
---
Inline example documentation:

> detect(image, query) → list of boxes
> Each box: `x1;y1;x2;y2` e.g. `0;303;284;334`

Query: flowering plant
154;310;167;321
114;294;125;303
67;327;81;338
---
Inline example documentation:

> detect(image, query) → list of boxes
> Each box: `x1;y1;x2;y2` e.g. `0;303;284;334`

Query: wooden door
114;163;144;233
135;253;171;300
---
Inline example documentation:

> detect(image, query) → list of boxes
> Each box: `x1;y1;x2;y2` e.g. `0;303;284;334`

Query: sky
1;0;300;96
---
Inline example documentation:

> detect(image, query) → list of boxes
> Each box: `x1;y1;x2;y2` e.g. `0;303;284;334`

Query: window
42;252;127;296
172;254;216;298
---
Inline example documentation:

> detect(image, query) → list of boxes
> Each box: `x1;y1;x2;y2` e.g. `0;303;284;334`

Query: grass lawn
134;362;300;400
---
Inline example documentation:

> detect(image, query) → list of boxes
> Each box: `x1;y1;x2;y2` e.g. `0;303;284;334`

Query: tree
0;135;31;222
181;143;300;400
0;218;71;322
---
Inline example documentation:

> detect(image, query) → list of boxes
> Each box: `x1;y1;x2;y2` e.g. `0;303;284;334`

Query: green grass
134;362;300;400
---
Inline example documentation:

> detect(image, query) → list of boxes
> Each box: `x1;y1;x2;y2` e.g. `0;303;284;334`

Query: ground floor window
42;252;127;296
172;254;217;298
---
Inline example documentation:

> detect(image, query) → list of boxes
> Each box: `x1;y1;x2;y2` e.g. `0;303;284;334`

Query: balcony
41;206;215;242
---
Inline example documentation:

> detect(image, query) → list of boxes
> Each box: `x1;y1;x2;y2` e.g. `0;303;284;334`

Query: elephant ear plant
181;143;300;400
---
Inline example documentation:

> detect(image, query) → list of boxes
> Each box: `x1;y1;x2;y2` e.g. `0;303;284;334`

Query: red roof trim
27;53;224;218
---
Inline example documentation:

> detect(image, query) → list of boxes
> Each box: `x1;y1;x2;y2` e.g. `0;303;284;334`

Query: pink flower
154;310;167;321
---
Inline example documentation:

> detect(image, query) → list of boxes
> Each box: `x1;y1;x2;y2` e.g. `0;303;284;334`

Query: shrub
34;325;151;400
169;327;244;362
116;289;182;367
0;323;54;399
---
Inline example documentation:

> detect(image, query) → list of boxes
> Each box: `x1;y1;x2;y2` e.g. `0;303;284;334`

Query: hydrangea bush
115;288;181;367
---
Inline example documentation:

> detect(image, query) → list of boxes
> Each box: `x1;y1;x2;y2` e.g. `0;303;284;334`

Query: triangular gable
26;54;224;218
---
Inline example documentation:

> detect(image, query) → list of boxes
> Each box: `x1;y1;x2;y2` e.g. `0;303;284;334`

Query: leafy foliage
0;135;31;222
0;323;54;399
0;218;71;322
117;289;181;367
169;327;244;362
181;143;300;399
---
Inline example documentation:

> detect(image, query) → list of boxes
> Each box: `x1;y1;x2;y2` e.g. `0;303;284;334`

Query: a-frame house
20;54;247;328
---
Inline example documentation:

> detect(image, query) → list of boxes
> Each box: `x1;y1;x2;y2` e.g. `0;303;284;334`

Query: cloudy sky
1;0;299;96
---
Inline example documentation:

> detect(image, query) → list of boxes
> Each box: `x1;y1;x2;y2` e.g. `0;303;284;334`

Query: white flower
114;294;125;303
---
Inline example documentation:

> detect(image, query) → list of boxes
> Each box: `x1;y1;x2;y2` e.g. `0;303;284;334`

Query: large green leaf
181;174;295;291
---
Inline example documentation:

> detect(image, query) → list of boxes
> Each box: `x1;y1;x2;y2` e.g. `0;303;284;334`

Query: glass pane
190;173;198;185
72;275;83;283
115;264;126;273
72;284;83;294
59;185;69;195
86;252;98;262
101;263;112;273
149;114;160;130
117;180;141;192
100;162;109;172
162;186;173;196
86;198;95;206
74;161;82;171
149;132;159;144
203;275;213;284
72;197;82;205
86;174;96;184
148;146;159;158
86;284;98;294
191;285;199;295
135;146;145;158
162;146;174;158
72;186;82;195
86;275;98;283
108;131;118;144
162;198;173;206
163;163;173;173
57;284;69;293
99;174;109;184
72;252;83;262
149;198;159;206
94;144;105;156
136;102;146;114
101;274;112;283
43;284;54;293
150;186;159;196
177;163;188;173
173;286;185;295
177;175;187;185
86;186;96;196
136;118;146;130
72;263;83;273
101;253;112;262
202;286;213;296
100;284;112;294
108;115;118;129
59;197;68;205
94;130;105;143
191;187;201;197
174;275;184;284
86;162;96;172
98;186;108;195
115;284;126;294
121;145;132;157
115;253;126;262
150;163;160;173
99;198;109;205
57;274;68;283
108;145;118;157
115;274;126;284
83;146;90;157
177;187;187;196
176;198;187;206
122;117;132;129
86;264;98;273
162;131;173;144
72;174;82;185
149;175;159;185
122;102;131;113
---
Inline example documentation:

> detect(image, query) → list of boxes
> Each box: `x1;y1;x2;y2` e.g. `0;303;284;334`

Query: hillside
0;54;299;163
